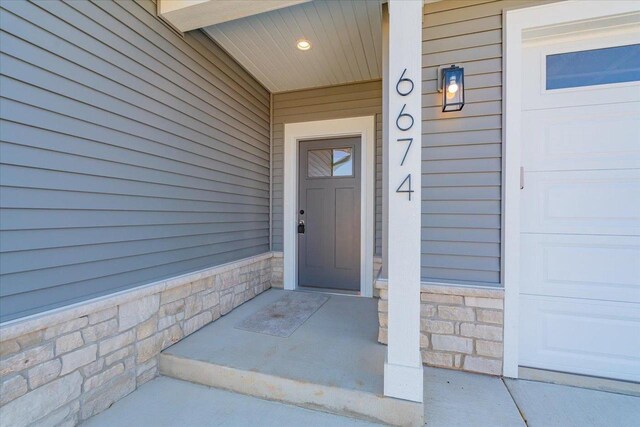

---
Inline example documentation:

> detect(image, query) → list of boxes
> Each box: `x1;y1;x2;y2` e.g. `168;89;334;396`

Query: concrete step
84;376;382;427
159;352;423;426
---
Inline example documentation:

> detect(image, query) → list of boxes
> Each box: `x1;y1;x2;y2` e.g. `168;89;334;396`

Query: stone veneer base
376;279;504;376
271;251;284;289
0;253;274;427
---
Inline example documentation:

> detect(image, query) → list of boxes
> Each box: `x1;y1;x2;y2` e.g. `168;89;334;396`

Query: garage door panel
522;103;640;171
519;26;640;382
520;234;640;303
521;169;640;235
519;295;640;382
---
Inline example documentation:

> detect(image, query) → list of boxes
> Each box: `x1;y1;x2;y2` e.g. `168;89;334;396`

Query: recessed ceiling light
296;39;311;51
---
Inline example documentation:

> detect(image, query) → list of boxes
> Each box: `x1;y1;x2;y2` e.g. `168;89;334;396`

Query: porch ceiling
203;0;383;93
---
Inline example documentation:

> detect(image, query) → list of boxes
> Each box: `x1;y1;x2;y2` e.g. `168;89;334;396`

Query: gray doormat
235;292;329;337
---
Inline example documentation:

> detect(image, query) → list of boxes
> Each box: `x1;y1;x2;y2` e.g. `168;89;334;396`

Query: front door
298;137;361;291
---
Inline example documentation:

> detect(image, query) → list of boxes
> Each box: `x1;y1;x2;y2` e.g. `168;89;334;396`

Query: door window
307;148;353;177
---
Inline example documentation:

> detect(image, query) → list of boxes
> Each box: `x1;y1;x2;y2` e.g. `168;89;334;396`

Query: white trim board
283;116;376;297
502;0;640;379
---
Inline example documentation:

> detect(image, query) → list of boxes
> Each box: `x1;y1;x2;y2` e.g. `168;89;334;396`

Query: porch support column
384;0;423;403
381;3;389;278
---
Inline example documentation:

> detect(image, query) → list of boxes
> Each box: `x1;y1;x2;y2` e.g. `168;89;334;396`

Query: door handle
298;220;305;234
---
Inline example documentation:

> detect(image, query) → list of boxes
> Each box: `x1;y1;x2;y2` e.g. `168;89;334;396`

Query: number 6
396;104;414;131
396;68;414;96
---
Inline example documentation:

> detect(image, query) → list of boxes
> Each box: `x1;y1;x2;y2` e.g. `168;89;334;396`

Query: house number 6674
395;68;415;201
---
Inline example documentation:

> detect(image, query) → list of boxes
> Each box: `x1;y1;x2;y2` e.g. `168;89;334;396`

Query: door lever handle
298;220;305;234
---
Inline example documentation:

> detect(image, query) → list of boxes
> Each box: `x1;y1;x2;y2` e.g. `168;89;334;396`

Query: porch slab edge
159;353;424;427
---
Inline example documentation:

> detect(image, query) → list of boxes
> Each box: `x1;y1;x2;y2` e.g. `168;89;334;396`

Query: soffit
203;0;383;92
158;1;310;32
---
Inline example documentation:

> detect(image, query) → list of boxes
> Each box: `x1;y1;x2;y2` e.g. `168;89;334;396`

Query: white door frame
283;116;376;297
502;0;640;378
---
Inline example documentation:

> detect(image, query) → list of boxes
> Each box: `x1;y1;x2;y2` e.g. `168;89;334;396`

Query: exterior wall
377;280;504;375
0;0;271;322
388;0;557;375
421;0;506;286
0;253;273;426
271;81;383;256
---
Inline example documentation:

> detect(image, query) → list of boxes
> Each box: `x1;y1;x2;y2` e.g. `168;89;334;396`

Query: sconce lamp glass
441;65;464;112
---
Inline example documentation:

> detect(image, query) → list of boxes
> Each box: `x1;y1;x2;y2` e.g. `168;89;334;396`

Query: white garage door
519;27;640;382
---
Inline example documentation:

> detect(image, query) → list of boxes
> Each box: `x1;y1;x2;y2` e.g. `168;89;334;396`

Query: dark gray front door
298;137;361;291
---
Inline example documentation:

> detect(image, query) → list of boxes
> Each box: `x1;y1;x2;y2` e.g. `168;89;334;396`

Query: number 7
397;137;413;166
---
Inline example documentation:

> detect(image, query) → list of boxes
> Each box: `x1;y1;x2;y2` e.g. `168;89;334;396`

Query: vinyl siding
271;81;382;255
420;0;559;286
0;0;270;322
421;0;507;286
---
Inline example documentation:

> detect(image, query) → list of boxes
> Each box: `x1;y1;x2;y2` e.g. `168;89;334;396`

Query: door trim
502;0;640;378
283;116;376;297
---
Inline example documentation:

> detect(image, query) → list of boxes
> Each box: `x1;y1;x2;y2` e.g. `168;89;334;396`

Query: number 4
396;174;414;200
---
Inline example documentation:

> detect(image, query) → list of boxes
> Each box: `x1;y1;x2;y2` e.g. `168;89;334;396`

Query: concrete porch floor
156;289;425;425
84;289;640;426
162;289;386;395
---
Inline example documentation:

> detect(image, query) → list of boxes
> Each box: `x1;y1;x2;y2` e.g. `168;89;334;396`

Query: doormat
235;292;329;337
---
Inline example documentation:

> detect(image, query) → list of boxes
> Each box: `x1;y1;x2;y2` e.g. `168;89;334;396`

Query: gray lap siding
421;0;508;286
0;0;270;322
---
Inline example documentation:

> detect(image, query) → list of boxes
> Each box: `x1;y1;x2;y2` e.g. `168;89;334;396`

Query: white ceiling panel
203;0;382;92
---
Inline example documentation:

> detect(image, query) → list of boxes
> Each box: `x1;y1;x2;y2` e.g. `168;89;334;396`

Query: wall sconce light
438;65;465;112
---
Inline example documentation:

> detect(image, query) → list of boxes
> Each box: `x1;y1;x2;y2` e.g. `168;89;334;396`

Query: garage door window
546;44;640;90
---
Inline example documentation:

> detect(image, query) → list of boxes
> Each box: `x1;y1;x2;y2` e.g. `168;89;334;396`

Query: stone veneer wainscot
0;253;274;426
376;279;504;375
271;252;284;289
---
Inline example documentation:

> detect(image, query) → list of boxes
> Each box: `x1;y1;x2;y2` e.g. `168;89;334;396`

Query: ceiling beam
158;0;311;32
